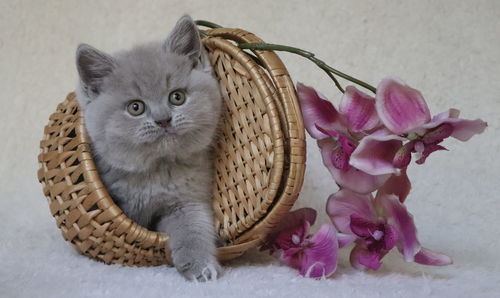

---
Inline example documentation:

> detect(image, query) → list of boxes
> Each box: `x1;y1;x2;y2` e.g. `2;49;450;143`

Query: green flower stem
195;19;377;94
318;64;345;93
239;43;376;94
243;50;265;67
194;20;222;29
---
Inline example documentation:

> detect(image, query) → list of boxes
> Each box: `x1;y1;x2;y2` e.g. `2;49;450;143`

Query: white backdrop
1;1;499;297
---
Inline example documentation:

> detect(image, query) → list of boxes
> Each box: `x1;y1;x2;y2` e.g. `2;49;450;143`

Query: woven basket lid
37;28;306;266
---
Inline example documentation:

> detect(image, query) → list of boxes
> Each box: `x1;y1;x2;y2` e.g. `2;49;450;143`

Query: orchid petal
349;130;406;175
376;78;431;134
421;109;487;142
330;146;351;170
316;125;356;155
337;233;357;248
349;214;378;238
318;138;390;194
383;224;398;251
392;141;415;169
326;189;376;234
415;144;447;164
282;247;301;259
378;194;421;262
274;220;310;251
448;118;487;142
431;108;460;123
339;86;380;132
283;208;317;227
271;207;316;234
297;82;343;139
263;208;317;251
349;245;384;270
378;168;412;203
280;248;303;271
422;124;453;144
419;109;459;132
299;224;339;278
414;247;453;266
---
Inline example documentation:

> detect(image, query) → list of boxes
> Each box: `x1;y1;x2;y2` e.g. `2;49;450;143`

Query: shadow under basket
37;28;306;266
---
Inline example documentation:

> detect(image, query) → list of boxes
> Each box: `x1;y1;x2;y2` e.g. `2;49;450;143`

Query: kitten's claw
176;258;221;282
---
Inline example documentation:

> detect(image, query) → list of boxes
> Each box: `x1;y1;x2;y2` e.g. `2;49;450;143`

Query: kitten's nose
155;118;171;128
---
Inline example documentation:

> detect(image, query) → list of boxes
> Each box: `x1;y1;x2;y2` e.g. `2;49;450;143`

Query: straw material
37;28;306;266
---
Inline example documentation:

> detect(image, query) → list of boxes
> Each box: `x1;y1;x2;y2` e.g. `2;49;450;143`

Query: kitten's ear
76;44;115;97
164;15;201;60
198;47;213;72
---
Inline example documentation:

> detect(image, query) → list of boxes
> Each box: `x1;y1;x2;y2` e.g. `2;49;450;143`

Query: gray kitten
75;15;222;281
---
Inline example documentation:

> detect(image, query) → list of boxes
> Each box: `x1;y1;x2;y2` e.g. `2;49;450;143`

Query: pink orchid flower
261;208;340;278
349;78;487;175
327;189;452;270
297;83;391;194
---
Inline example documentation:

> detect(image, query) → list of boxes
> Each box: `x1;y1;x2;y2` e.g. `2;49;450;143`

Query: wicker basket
37;28;306;266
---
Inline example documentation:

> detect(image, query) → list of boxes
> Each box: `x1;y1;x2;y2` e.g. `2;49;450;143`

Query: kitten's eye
127;100;145;116
169;90;186;106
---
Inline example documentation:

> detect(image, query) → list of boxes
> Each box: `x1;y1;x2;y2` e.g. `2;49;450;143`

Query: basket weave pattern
207;38;284;242
37;28;305;266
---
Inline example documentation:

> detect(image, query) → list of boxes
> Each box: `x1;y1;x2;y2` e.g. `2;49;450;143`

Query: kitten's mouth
163;126;178;135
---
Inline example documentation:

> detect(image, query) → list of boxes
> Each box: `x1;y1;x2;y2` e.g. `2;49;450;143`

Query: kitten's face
76;16;221;171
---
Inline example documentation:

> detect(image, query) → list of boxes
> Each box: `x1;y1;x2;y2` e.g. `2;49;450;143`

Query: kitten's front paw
174;255;221;282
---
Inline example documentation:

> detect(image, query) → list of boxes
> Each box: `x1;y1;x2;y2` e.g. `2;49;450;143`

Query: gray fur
75;15;222;281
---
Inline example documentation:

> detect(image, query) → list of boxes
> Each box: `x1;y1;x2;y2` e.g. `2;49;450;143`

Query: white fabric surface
1;1;499;297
